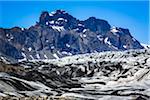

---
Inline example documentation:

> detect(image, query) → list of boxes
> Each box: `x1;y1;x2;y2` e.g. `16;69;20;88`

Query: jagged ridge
0;10;143;61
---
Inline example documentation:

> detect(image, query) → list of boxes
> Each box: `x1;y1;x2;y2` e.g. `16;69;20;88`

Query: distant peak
41;11;49;17
39;9;74;25
40;9;67;19
88;17;97;20
118;28;130;34
56;9;66;14
86;16;108;23
49;9;67;16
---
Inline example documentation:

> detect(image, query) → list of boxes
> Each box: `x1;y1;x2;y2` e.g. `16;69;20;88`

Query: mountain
0;49;150;99
0;10;144;61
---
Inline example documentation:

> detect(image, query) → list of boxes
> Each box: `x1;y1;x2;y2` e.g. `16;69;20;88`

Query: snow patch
83;29;87;33
52;26;64;31
53;53;59;59
6;34;9;37
83;34;86;38
21;28;24;31
58;18;64;21
44;55;48;59
46;40;49;43
97;35;103;41
57;18;67;22
22;48;25;51
0;57;9;64
49;20;54;24
46;22;49;25
74;28;79;31
18;52;27;62
21;52;26;58
49;13;53;16
29;55;34;60
112;45;118;50
50;11;56;15
36;54;40;59
123;45;127;49
66;44;70;48
62;51;68;55
80;34;87;38
10;36;13;39
28;47;32;52
111;26;119;33
51;46;54;49
104;37;111;45
62;51;72;56
64;19;67;22
8;36;14;41
78;23;84;27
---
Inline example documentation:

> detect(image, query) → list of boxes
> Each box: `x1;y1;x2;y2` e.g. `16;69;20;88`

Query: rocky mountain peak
39;10;78;31
54;9;67;14
39;10;69;25
0;10;144;60
84;17;111;33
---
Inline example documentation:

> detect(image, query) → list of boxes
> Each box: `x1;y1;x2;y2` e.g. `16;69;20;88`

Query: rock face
0;49;150;99
0;10;143;61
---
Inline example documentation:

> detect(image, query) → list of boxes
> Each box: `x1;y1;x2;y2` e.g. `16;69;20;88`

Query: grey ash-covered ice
0;49;150;99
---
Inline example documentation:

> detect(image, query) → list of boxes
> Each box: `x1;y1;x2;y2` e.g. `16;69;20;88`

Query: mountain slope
0;10;143;61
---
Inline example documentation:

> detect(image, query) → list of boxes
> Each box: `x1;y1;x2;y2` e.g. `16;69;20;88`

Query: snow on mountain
110;26;119;33
51;25;65;31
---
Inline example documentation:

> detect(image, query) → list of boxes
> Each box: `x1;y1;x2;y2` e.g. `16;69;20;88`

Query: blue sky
0;1;149;44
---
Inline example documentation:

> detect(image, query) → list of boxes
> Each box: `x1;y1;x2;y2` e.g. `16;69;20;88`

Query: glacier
0;49;149;99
